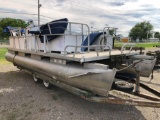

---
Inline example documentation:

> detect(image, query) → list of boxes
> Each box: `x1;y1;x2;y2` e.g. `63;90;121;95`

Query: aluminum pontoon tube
129;55;155;60
117;58;156;77
5;52;116;96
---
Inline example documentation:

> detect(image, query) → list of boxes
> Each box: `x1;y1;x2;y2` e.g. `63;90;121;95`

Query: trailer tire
112;81;134;92
33;74;41;83
43;81;52;89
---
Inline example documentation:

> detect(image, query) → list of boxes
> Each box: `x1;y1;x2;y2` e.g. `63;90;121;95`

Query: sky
0;0;160;36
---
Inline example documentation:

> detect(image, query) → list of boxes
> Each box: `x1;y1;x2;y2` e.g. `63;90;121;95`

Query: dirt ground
0;49;160;120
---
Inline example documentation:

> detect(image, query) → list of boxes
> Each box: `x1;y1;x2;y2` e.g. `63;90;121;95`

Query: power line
1;0;123;19
2;0;107;19
3;0;36;6
1;0;153;24
2;0;158;22
0;11;55;20
1;0;158;34
4;0;111;14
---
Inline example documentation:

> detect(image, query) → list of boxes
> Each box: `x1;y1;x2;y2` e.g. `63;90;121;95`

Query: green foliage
0;48;10;64
0;48;7;60
155;32;160;39
115;42;160;48
129;21;153;41
0;18;28;40
109;29;114;36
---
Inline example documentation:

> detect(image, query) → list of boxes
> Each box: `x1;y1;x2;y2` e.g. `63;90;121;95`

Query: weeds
6;112;16;120
0;48;10;65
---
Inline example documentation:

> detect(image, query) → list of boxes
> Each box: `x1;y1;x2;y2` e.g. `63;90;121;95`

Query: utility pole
146;20;150;42
38;0;41;26
147;31;149;42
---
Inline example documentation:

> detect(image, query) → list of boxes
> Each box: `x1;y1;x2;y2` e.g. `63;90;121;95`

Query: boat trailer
34;69;160;108
5;18;160;108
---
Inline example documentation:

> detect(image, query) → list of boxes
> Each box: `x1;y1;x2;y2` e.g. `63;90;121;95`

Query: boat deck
8;48;139;62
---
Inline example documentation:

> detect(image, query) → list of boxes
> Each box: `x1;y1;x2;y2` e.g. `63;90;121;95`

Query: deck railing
9;21;121;57
64;45;111;57
25;21;90;53
121;43;136;54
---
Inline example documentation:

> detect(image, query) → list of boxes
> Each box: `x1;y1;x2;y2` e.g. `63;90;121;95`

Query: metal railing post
24;28;27;50
34;36;36;51
47;23;52;34
13;37;15;48
69;23;71;34
87;26;90;52
121;43;136;54
81;24;84;43
43;35;46;53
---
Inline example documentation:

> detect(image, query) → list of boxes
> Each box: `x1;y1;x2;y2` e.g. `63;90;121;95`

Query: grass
6;112;16;120
114;42;160;48
0;48;10;65
0;48;7;59
0;112;16;120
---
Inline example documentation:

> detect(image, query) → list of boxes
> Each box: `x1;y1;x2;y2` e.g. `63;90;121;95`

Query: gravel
0;48;160;120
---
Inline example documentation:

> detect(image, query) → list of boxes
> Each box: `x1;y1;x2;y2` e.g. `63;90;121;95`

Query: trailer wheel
33;74;41;83
112;81;134;92
43;81;52;89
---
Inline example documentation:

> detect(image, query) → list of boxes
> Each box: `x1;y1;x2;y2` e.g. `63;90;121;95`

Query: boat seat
39;18;68;43
82;32;103;51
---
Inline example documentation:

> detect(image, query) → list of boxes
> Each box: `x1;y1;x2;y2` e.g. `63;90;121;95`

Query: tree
109;29;114;36
129;21;153;41
0;18;28;40
155;32;160;40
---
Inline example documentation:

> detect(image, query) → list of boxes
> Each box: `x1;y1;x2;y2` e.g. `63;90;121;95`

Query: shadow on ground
0;70;146;120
